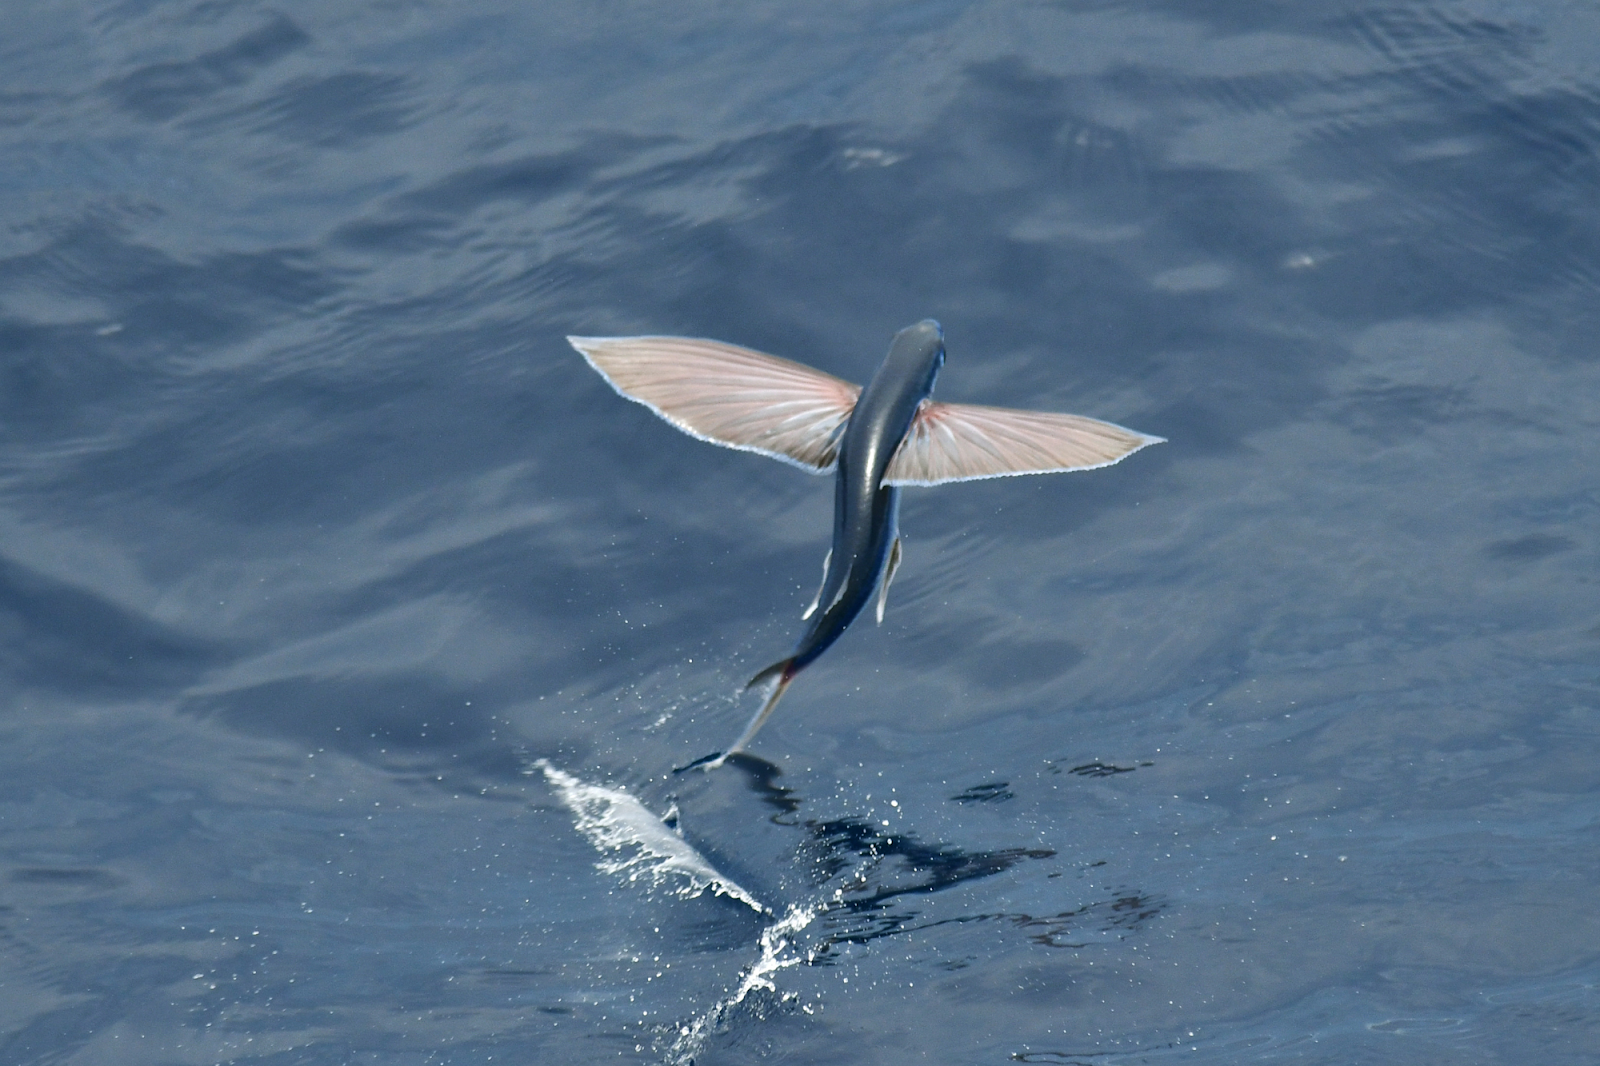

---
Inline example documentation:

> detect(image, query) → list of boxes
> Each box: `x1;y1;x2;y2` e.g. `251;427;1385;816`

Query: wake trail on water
532;759;828;1063
532;758;766;913
663;902;820;1064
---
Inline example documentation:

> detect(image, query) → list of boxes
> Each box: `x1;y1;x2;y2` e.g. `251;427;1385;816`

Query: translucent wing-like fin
884;400;1163;486
568;335;861;473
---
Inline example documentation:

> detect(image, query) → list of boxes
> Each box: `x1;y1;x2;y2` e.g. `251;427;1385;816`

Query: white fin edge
568;335;859;475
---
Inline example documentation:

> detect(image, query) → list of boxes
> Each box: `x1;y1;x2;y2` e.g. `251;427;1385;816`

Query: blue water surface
2;1;1597;1063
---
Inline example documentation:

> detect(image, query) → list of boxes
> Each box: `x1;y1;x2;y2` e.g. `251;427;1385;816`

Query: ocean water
2;0;1598;1062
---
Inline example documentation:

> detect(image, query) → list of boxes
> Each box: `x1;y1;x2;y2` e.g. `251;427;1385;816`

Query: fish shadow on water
950;781;1015;803
1047;759;1155;778
671;755;1162;962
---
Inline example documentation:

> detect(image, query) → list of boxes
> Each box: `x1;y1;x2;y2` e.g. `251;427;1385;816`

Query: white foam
665;902;821;1065
533;759;766;914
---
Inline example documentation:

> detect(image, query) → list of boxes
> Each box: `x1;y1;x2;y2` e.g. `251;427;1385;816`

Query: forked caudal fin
699;658;798;770
746;657;797;692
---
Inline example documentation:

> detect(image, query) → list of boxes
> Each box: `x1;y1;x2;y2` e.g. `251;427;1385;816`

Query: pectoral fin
875;537;902;625
882;400;1163;486
567;335;862;473
802;549;832;620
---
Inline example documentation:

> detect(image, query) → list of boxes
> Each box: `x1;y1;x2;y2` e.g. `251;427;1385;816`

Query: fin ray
883;400;1163;486
568;335;861;473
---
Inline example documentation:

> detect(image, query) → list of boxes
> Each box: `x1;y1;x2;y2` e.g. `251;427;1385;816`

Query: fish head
887;319;945;397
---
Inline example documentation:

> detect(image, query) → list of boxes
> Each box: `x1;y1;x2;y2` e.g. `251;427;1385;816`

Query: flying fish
568;321;1162;767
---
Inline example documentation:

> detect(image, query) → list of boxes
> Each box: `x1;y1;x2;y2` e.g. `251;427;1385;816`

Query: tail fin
746;656;797;692
702;658;799;770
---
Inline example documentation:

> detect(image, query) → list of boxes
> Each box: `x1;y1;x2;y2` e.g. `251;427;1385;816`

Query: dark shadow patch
472;967;556;982
818;888;1163;956
729;753;804;821
9;867;126;891
807;815;1053;913
1049;760;1152;777
949;781;1014;803
1010;893;1163;947
103;15;310;121
1484;533;1574;561
1013;1045;1166;1064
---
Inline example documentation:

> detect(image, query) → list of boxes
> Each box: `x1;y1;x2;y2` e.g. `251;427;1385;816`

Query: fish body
724;322;942;764
567;321;1162;765
795;319;943;671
